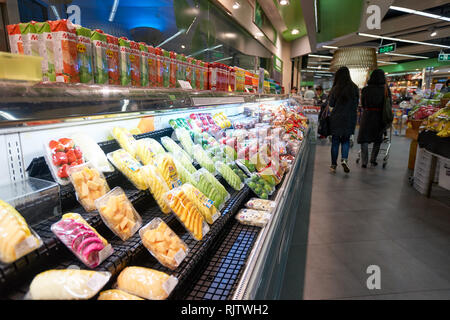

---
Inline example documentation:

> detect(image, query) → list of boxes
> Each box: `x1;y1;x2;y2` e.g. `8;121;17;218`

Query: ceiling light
157;29;186;48
389;6;450;22
309;54;333;59
255;32;264;37
357;32;450;49
232;2;240;9
430;28;437;37
382;52;429;59
321;45;338;49
108;0;120;22
308;66;330;70
213;56;233;63
279;0;290;5
377;60;398;65
291;29;299;35
181;45;185;49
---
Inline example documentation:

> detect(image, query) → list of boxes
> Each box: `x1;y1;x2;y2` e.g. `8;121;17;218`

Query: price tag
162;276;178;295
174;249;187;266
178;80;192;89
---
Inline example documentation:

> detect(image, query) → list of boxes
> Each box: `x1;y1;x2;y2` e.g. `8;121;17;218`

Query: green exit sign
438;53;450;61
378;43;396;54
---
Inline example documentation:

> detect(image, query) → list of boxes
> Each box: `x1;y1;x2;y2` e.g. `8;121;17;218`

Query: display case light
279;0;290;5
357;33;450;49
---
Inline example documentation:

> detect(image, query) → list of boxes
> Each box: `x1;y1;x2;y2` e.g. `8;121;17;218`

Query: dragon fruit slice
81;241;105;268
71;230;97;253
77;236;103;255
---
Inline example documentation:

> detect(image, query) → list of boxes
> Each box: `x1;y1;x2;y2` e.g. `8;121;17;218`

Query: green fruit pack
74;26;94;84
34;22;56;82
118;37;131;86
91;30;109;84
139;43;149;87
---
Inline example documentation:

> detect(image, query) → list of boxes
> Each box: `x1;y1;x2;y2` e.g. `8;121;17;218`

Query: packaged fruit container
192;144;215;174
215;161;244;191
44;137;85;185
68;162;110;212
70;132;114;173
161;136;193;164
192;169;228;210
235;208;271;227
139;218;189;270
107;149;147;190
229;162;249;182
135;138;165;166
245;198;276;212
140;164;171;214
180;183;220;225
153;153;181;190
95;187;142;241
174;128;195;157
172;157;197;186
51;212;113;268
111;127;137;158
245;174;274;200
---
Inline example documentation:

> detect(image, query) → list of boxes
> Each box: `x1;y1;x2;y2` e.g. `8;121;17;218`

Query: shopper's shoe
362;164;367;168
341;159;350;173
330;165;337;174
370;161;378;167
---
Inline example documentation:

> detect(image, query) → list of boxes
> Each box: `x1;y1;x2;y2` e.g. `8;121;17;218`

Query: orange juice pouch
129;41;141;87
7;24;24;55
19;22;39;57
106;34;120;85
74;26;94;84
49;19;79;83
139;43;149;87
118;37;131;86
147;46;156;87
35;22;56;82
91;29;109;84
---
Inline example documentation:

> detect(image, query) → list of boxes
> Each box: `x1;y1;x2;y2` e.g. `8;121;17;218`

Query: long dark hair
330;66;357;103
368;69;386;86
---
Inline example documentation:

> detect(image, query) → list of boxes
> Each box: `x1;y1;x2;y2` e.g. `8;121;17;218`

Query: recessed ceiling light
279;0;290;5
321;45;338;49
181;45;186;49
357;32;450;49
291;29;299;35
232;2;240;9
430;28;437;37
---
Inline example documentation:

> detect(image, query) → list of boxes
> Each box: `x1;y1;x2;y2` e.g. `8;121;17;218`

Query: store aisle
280;135;450;300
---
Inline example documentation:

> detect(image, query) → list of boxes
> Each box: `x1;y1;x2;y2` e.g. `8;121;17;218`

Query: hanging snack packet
74;25;94;84
106;34;120;85
118;37;131;86
35;21;56;82
129;40;141;87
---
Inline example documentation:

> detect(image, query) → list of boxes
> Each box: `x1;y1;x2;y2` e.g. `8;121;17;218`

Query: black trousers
361;142;381;166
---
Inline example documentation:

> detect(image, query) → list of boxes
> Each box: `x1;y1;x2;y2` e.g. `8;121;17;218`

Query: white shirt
304;90;315;100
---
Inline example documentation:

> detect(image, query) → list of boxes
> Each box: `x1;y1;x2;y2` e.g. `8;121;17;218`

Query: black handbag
382;85;394;129
318;103;331;137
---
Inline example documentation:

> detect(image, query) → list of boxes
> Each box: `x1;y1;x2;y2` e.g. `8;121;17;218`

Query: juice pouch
195;59;201;90
129;41;141;87
91;29;108;84
203;62;209;91
139;43;149;87
169;51;177;88
155;47;164;87
118;37;131;86
161;49;170;88
74;26;94;84
19;22;39;57
147;46;156;87
7;24;24;54
35;22;56;82
106;34;120;85
49;19;79;83
176;53;185;87
186;57;193;86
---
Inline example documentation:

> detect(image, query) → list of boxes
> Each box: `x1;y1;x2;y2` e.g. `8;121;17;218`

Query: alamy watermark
366;265;381;290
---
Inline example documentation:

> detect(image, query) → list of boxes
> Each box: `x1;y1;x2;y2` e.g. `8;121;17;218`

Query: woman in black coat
357;69;392;168
328;67;359;174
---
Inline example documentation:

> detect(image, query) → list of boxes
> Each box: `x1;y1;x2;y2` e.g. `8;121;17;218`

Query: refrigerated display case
0;81;312;300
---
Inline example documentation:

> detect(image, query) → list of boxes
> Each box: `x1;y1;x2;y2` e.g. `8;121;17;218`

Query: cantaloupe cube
154;230;165;243
72;171;84;185
123;205;134;220
145;230;157;244
102;206;114;219
154;241;167;254
87;180;100;191
83;197;95;210
80;182;89;198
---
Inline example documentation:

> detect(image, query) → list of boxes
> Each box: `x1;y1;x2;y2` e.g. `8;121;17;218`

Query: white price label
98;244;113;263
162;276;178;295
173;249;187;266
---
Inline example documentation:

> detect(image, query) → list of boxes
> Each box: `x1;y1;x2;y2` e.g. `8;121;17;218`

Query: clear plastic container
111;127;137;158
51;212;113;268
172;157;197;186
68;162;110;212
139;218;189;270
140;164;171;214
245;198;276;212
153;153;181;190
107;149;147;190
174;127;195;157
70;132;114;173
192;144;215;174
191;168;229;210
215;161;244;191
160;136;193;164
245;173;275;200
235;208;271;227
135;138;165;166
180;183;220;225
94;187;142;241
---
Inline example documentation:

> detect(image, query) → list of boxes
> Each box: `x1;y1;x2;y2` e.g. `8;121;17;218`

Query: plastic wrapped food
70;132;114;172
95;187;142;241
163;187;209;241
174;127;195;157
215;162;244;191
173;157;197;186
111;127;137;158
135;138;165;165
168;118;190;131
51;213;113;268
181;183;220;225
172;150;196;174
236;159;256;175
107;149;147;190
44;137;85;185
245;198;276;212
28;269;111;300
139;218;189;270
161;136;193;163
140;164;171;214
68;163;110;212
0;200;42;264
191;169;227;209
117;266;178;300
229;162;248;182
98;289;143;300
153;153;181;189
245;174;274;200
235;209;271;227
192;144;215;173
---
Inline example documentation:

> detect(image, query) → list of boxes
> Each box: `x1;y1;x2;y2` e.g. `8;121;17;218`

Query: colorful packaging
180;183;220;225
153;153;181;190
155;47;164;87
162;49;170;88
195;59;202;90
245;198;276;212
139;43;149;87
186;57;194;87
118;37;131;86
129;40;141;86
203;62;209;91
107;149;147;190
169;51;177;88
49;19;79;83
148;46;157;87
91;29;109;84
74;26;94;84
19;22;39;57
7;24;24;54
106;34;120;85
35;22;56;82
176;53;186;86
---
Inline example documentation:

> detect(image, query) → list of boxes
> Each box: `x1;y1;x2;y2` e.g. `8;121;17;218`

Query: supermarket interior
0;0;449;302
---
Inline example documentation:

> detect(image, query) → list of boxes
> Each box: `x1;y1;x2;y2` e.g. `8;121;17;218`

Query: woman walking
328;67;359;174
357;69;392;168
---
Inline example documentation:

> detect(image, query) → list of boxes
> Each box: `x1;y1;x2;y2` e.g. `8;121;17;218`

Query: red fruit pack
106;34;120;85
7;24;24;54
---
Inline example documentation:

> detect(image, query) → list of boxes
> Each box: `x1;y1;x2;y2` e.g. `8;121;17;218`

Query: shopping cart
355;126;392;168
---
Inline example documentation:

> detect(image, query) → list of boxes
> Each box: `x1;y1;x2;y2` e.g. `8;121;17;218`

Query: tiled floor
280;135;450;300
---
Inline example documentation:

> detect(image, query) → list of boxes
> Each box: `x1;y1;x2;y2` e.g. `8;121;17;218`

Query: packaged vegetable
34;21;56;82
153;153;181;189
118;37;131;86
28;269;111;300
98;289;144;300
191;169;226;209
91;29;109;84
235;208;271;227
140;164;171;214
215;161;244;191
245;198;276;212
106;34;120;85
130;40;141;86
192;144;215;173
245;174;274;200
175;127;195;157
44;137;84;185
117;266;178;300
140;218;189;270
0;200;42;264
180;183;220;225
49;19;79;83
135;138;165;165
161;136;193;163
163;187;209;240
70;132;114;173
111;127;137;157
74;25;94;84
68;163;110;211
95;186;142;241
51;213;113;268
107;149;147;190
